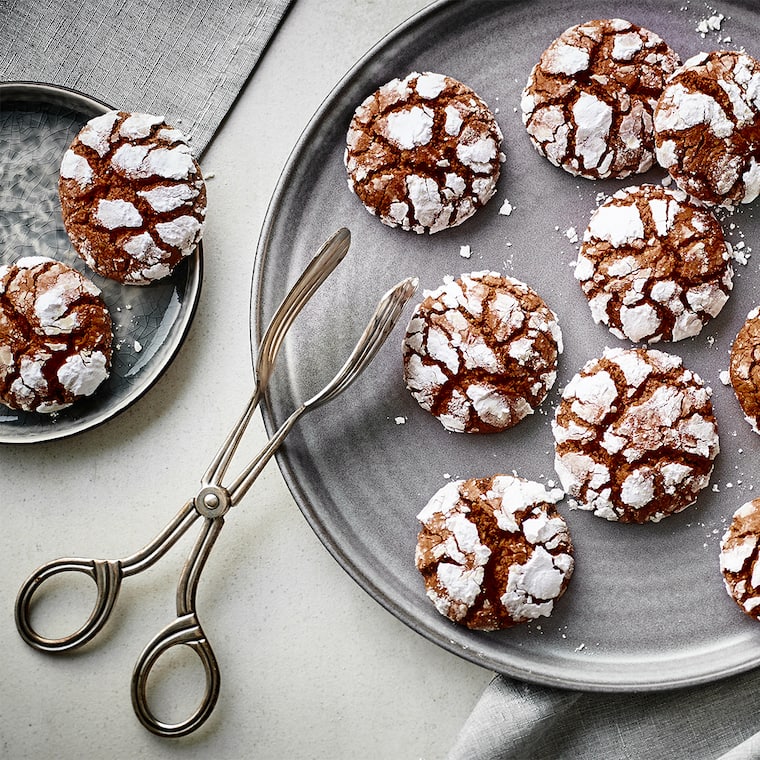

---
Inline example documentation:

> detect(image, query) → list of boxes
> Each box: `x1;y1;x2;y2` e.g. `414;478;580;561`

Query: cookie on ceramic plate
575;184;733;343
0;257;112;413
59;110;206;284
402;271;562;433
552;346;719;523
415;474;574;631
654;51;760;208
521;18;680;179
344;71;504;233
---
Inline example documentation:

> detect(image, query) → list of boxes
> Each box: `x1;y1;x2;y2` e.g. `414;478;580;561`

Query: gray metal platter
251;0;760;690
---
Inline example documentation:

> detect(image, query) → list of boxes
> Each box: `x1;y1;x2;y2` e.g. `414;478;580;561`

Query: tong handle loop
131;612;220;738
15;557;123;652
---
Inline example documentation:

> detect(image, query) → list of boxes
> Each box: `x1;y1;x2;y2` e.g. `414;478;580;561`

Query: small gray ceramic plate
252;0;760;690
0;83;202;443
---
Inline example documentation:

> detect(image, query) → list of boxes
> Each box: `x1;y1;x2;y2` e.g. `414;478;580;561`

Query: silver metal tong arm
14;499;199;653
227;276;419;505
130;515;225;738
202;228;351;489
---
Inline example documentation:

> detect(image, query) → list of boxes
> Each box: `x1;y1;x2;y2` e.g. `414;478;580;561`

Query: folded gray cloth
448;672;760;760
0;0;293;155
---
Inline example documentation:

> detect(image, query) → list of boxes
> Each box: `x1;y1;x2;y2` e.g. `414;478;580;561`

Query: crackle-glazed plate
0;83;202;443
252;0;760;690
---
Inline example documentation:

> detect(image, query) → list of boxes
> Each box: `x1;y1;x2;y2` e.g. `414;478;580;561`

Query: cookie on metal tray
402;271;562;433
0;257;112;413
521;18;680;179
575;185;733;343
415;474;574;631
729;307;760;434
344;71;504;234
654;51;760;208
59;110;206;284
552;346;719;523
720;498;760;621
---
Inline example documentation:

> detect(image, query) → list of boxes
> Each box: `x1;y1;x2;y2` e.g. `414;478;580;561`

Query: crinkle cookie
575;185;733;343
720;498;760;620
59;111;206;284
552;347;719;523
0;257;112;413
654;51;760;208
344;71;504;234
729;307;760;434
521;18;680;179
415;474;574;630
402;271;562;434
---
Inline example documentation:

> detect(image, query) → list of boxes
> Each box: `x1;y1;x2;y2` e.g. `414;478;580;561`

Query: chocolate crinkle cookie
59;111;207;284
415;474;574;631
729;307;760;434
654;51;760;208
344;71;504;234
402;271;562;433
521;18;680;179
552;346;719;523
575;185;733;343
720;498;760;621
0;257;112;413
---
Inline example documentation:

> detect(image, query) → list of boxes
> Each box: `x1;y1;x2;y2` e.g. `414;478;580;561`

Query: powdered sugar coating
345;72;504;233
721;498;760;620
0;257;112;413
576;185;733;343
522;19;679;179
415;474;573;630
654;51;760;207
552;347;718;523
59;110;206;284
402;271;562;433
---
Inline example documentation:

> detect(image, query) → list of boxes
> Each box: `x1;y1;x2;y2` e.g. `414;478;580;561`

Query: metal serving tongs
14;228;418;738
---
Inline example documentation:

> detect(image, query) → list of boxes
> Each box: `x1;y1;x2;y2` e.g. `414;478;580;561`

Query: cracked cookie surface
415;474;574;631
654;50;760;208
575;184;733;343
402;271;562;433
59;111;206;284
344;71;504;233
552;346;718;523
0;257;112;413
521;18;679;179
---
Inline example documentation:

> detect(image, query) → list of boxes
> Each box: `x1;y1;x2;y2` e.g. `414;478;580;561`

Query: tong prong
202;228;351;488
226;276;418;505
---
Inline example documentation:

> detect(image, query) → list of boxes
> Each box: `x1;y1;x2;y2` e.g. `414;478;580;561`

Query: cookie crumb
499;198;514;216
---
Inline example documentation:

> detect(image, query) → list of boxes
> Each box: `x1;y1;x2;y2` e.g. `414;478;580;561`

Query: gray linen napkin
448;672;760;760
0;0;293;155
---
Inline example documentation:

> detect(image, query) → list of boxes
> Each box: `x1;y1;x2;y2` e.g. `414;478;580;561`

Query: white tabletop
0;2;493;757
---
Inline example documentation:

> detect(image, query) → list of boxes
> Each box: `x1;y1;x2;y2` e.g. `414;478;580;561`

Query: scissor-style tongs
15;228;418;738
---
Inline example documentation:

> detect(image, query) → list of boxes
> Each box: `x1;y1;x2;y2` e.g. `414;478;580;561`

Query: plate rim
0;80;204;445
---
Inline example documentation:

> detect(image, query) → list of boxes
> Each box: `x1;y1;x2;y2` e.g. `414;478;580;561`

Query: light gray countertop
0;2;492;758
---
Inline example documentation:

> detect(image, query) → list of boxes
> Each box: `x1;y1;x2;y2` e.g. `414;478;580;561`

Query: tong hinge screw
195;485;232;518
